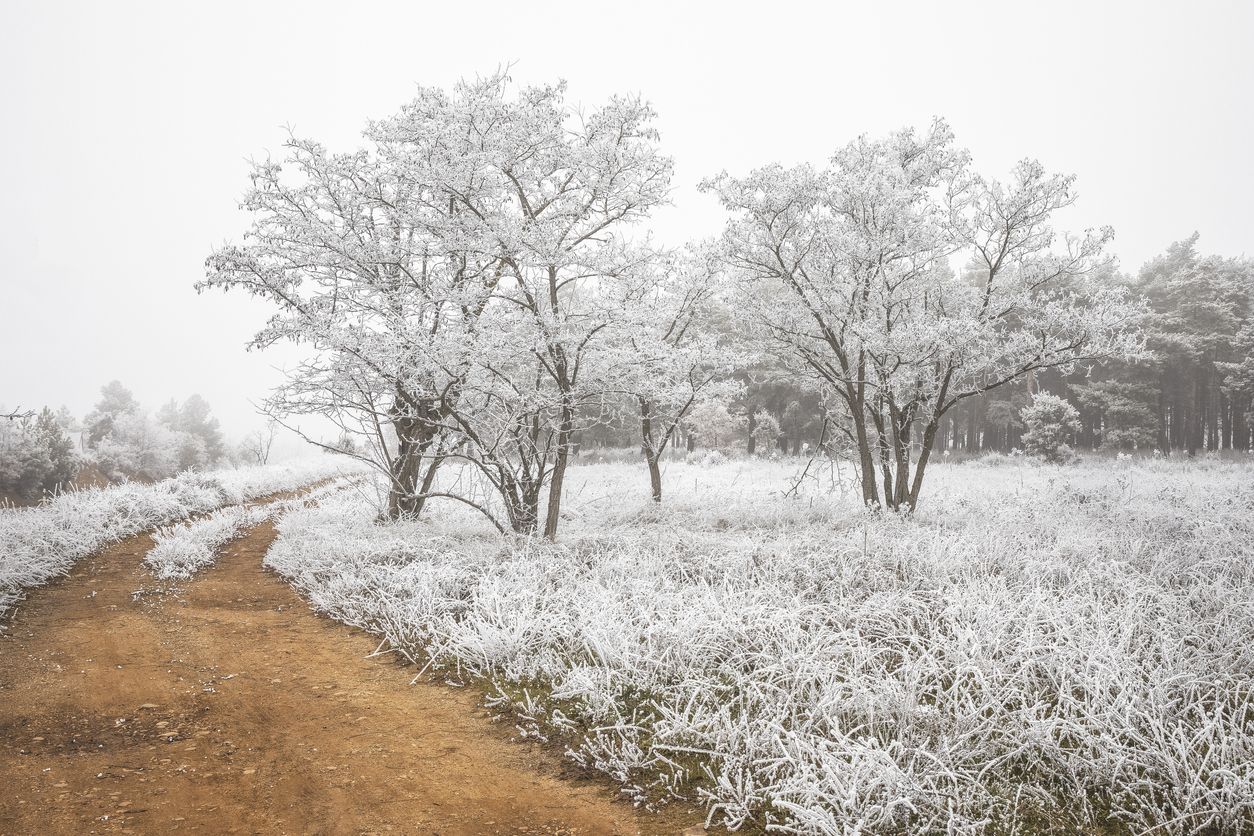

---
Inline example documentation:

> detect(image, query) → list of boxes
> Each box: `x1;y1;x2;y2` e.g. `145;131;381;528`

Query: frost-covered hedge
0;459;363;618
267;460;1254;834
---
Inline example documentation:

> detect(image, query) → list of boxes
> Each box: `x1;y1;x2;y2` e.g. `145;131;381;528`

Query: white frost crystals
0;460;364;621
143;479;360;582
144;504;276;581
266;460;1254;834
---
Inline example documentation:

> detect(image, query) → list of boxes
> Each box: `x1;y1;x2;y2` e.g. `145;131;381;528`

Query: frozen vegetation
267;456;1254;834
144;504;277;580
143;479;360;581
0;459;364;619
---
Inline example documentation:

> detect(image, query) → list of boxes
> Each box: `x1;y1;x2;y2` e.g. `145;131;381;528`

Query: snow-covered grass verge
145;504;276;580
143;479;360;581
267;456;1254;835
0;458;366;619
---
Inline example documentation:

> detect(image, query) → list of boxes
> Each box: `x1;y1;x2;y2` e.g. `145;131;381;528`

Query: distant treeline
1;383;227;503
946;234;1253;455
581;234;1254;457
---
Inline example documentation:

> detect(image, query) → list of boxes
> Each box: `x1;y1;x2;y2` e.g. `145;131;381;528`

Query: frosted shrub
267;459;1254;834
685;449;728;468
1021;393;1082;464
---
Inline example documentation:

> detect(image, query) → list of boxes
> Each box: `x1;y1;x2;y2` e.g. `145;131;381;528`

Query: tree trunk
543;404;574;540
510;480;541;534
908;424;939;510
838;371;881;507
1221;391;1233;450
1207;373;1220;452
386;404;439;521
1187;374;1203;455
639;397;664;502
646;453;662;502
889;410;911;509
1157;387;1169;453
1234;397;1248;452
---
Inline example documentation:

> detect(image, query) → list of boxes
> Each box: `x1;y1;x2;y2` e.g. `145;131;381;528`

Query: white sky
2;0;1251;437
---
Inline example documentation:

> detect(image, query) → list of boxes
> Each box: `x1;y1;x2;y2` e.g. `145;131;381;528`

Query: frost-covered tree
92;411;185;482
617;248;741;501
704;119;1145;509
53;406;79;435
239;421;278;466
202;102;501;520
0;408;79;501
683;396;744;451
1021;393;1082;463
84;381;139;448
419;79;672;536
206;72;672;537
157;395;224;467
750;409;782;457
176;395;224;463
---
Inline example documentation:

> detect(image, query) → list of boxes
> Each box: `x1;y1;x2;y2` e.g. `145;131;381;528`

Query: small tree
33;408;78;490
0;408;79;501
620;249;741;501
84;381;139;448
684;396;745;450
240;421;278;466
750;410;782;457
157;395;223;469
328;431;361;457
1021;393;1082;463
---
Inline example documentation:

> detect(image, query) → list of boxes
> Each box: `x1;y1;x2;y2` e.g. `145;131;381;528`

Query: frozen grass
144;479;360;581
266;456;1254;834
0;458;365;619
145;504;276;580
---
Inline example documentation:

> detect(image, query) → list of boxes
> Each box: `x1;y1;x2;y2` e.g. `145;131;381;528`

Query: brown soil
0;515;704;834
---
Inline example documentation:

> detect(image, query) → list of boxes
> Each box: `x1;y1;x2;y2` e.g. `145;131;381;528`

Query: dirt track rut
0;514;699;835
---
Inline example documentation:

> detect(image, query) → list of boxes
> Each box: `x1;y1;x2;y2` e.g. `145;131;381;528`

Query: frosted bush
1021;394;1082;464
701;449;729;467
684;449;729;467
267;459;1254;834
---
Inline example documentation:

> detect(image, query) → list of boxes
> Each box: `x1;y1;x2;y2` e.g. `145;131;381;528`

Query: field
2;455;1252;834
266;455;1254;834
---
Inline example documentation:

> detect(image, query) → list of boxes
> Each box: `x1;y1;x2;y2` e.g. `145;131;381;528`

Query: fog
2;0;1251;437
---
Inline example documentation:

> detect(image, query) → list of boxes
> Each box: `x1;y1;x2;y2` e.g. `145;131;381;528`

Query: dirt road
0;513;701;835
